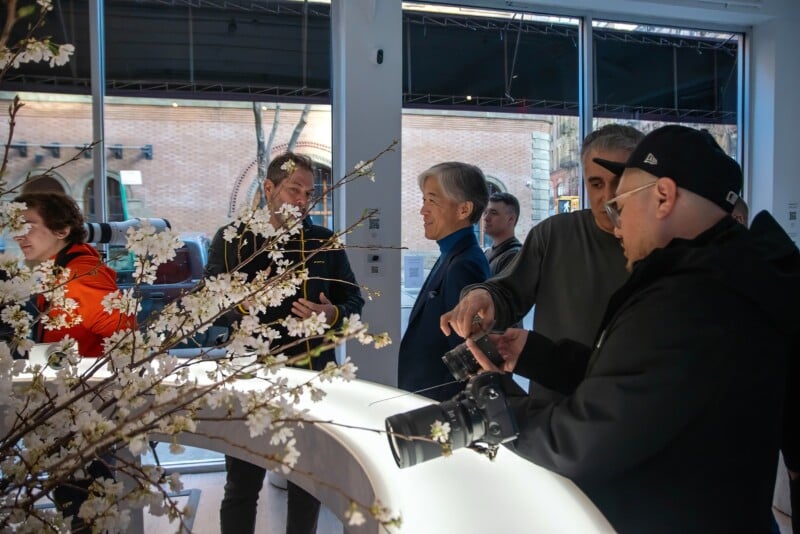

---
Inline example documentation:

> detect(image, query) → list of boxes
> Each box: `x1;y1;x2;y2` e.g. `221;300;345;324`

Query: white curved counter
175;367;612;533
8;361;612;532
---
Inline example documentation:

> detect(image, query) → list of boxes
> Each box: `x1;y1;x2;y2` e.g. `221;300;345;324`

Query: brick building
3;97;561;256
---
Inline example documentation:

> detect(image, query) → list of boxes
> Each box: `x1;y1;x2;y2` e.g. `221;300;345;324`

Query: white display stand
8;365;613;533
170;366;612;533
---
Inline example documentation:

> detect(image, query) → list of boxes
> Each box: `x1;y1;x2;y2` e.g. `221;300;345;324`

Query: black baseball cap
594;125;742;213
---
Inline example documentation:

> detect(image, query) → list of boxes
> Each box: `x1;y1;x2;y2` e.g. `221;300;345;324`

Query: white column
331;0;402;385
749;2;800;244
530;131;552;224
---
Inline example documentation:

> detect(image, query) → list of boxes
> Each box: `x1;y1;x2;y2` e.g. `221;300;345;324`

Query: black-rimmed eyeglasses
604;181;657;228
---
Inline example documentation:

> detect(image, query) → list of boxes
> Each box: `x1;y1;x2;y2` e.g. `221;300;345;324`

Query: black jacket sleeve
514;331;592;395
205;226;231;277
506;277;760;481
325;247;365;329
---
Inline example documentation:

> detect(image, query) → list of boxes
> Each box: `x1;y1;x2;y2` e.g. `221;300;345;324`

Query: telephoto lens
442;331;504;381
385;372;518;469
84;218;171;246
385;396;483;469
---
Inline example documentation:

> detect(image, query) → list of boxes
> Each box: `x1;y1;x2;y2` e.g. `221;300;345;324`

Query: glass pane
3;1;333;102
593;21;739;124
99;97;331;237
104;0;331;102
403;3;579;113
1;1;90;95
0;91;94;255
400;4;580;335
401;112;579;334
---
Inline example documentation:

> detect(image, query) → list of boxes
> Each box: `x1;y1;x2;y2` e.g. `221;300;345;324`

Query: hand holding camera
467;328;528;374
442;327;529;381
441;330;505;381
439;288;496;338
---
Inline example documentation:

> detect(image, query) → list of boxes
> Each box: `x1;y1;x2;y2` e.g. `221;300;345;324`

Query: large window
0;94;332;237
3;0;332;103
591;21;739;158
592;21;738;124
1;0;744;466
0;0;335;471
398;4;741;335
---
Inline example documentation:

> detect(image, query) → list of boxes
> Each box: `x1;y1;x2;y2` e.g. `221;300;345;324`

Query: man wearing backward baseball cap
463;125;800;532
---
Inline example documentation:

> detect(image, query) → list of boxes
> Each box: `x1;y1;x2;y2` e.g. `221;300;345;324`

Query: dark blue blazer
398;231;490;401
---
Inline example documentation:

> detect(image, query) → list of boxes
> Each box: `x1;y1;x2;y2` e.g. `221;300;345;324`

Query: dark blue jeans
220;455;320;534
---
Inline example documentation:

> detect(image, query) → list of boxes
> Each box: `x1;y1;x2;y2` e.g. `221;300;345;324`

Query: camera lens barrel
442;333;504;382
84;222;112;245
385;399;483;469
385;372;519;469
442;343;478;382
84;218;171;246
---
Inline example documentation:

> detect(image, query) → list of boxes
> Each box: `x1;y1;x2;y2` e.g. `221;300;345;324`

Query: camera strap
368;379;462;406
54;245;90;269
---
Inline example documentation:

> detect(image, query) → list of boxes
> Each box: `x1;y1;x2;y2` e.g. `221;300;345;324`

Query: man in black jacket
208;152;364;534
456;126;800;532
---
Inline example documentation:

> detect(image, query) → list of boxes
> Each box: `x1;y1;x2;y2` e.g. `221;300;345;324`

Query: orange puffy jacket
38;243;136;357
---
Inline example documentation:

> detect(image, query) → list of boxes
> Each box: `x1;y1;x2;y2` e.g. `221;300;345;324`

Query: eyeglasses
604;181;657;228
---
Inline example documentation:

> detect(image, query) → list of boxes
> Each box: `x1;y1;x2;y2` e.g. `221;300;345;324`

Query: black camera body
442;331;504;381
385;372;519;469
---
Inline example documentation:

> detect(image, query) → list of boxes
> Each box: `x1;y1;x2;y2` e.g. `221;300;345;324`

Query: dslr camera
385;371;519;469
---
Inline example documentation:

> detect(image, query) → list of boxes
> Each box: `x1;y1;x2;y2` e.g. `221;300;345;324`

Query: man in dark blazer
398;161;490;401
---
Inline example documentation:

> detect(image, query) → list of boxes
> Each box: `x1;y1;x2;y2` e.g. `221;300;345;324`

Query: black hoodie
508;211;800;533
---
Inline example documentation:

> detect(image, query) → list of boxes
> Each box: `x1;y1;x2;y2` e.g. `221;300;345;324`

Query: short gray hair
581;124;644;160
418;162;489;224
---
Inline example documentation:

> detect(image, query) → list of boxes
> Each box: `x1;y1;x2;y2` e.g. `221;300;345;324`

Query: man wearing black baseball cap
465;125;800;532
594;125;743;270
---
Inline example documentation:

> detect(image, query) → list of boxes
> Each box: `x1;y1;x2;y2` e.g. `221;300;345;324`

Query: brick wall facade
3;98;560;256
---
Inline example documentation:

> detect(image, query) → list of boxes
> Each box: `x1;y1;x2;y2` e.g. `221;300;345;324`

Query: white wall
749;1;800;239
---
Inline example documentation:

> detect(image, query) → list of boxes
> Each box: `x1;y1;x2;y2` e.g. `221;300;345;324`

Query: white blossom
345;505;367;526
280;438;301;473
167;472;184;493
52;43;74;66
281;311;328;338
353;160;376;181
128;434;150;456
430;420;452;444
0;202;30;237
280;160;297;174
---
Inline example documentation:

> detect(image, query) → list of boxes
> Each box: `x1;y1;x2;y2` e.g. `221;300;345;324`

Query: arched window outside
308;165;334;230
21;174;67;194
83;176;127;223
